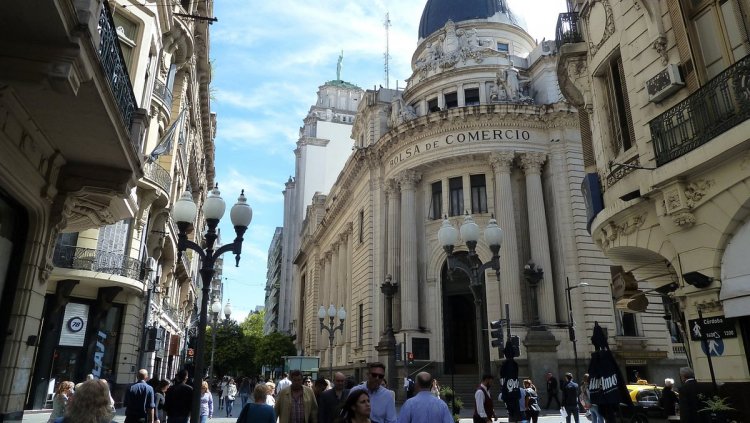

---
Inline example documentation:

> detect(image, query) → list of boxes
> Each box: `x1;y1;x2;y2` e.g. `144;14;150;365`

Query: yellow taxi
617;381;677;423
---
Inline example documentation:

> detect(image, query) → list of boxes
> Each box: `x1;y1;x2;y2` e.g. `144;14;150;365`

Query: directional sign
688;316;737;341
700;337;725;357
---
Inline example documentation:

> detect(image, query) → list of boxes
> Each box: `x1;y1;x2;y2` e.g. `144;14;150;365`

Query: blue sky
209;0;568;323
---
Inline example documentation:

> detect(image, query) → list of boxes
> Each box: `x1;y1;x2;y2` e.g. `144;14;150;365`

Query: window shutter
668;0;700;91
616;57;636;151
579;110;596;169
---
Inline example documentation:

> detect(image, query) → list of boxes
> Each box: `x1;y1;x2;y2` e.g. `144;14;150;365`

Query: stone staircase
438;374;505;415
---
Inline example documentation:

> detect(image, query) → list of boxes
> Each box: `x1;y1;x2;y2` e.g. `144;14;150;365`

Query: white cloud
219;169;286;205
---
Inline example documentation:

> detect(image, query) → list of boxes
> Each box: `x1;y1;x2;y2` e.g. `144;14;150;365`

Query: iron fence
556;12;584;50
52;245;145;281
145;162;172;193
153;79;173;107
650;54;750;166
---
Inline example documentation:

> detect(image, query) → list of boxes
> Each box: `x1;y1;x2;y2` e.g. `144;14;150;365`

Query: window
497;42;509;53
180;0;191;10
449;177;463;216
112;13;138;73
601;54;635;154
427;98;439;113
430;181;442;219
358;304;364;346
444;92;458;109
470;174;487;213
464;88;480;106
662;295;683;343
412;337;430;360
684;0;750;80
359;209;364;243
616;311;639;337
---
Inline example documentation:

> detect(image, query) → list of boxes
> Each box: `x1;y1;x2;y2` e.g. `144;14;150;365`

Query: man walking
678;367;700;423
397;372;453;423
275;369;318;423
318;372;349;423
350;362;397;423
473;374;495;423
561;373;580;423
164;370;193;423
544;372;561;410
123;369;155;423
276;372;292;395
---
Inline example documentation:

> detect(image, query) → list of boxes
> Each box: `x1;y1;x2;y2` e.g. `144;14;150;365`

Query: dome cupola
418;0;526;40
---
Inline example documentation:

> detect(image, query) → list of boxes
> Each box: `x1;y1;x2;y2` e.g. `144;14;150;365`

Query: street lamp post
565;278;589;381
318;304;346;380
172;184;252;423
208;298;221;387
523;261;544;329
378;275;398;393
437;213;503;379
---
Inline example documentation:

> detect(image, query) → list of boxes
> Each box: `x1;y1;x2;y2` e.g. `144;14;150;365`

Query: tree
240;310;264;338
205;320;253;377
256;332;296;371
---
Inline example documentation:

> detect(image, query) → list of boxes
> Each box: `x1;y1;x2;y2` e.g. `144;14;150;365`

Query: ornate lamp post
208;298;221;387
565;279;588;381
223;300;232;322
318;304;346;380
172;184;252;423
523;261;544;328
377;275;398;392
437;212;503;379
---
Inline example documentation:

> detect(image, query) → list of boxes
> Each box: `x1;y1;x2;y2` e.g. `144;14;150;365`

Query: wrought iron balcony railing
153;79;173;107
650;54;750;166
556;12;584;50
97;1;137;131
144;162;172;193
53;245;145;281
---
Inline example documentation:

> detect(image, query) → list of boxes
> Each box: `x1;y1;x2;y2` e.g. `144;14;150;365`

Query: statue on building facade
337;50;343;81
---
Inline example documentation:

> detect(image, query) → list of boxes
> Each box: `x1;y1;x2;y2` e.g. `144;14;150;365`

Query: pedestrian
200;381;213;423
318;372;350;423
236;383;276;423
154;380;170;423
678;367;699;423
350;362;397;423
339;390;371;423
265;382;277;406
473;374;496;423
123;369;155;423
660;378;678;417
274;369;318;423
313;377;328;402
404;376;415;399
58;379;116;423
48;381;75;423
277;372;291;395
579;374;601;423
523;380;540;423
431;378;441;397
304;376;314;389
225;377;238;417
219;376;228;409
544;372;561;410
397;372;453;423
514;383;527;423
164;370;193;423
239;377;251;408
561;373;580;423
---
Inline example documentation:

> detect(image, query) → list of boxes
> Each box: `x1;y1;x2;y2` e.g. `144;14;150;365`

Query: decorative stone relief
415;21;504;77
520;152;547;175
584;0;616;57
397;169;421;189
489;151;515;173
632;0;669;65
596;215;646;249
684;179;714;208
389;94;417;128
659;179;713;227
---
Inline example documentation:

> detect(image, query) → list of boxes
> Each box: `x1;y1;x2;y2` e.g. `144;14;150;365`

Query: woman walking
200;381;213;423
523;379;541;423
225;378;238;417
580;374;601;423
340;390;372;423
48;381;75;423
58;379;116;423
154;380;170;423
239;377;251;408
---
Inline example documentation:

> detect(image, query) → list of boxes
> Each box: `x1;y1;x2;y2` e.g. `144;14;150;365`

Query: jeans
200;415;208;423
565;406;580;423
240;394;249;408
167;416;189;423
226;399;235;416
589;404;603;423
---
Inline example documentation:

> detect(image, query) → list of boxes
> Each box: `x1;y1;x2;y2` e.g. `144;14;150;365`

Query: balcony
98;1;137;132
153;79;174;108
144;162;172;193
650;54;750;166
556;12;584;49
52;245;145;281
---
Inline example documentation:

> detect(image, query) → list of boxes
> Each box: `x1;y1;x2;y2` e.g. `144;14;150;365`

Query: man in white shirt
275;372;291;395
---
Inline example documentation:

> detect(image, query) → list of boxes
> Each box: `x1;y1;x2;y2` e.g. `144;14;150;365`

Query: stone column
385;179;401;330
489;152;522;323
337;233;348;346
330;241;340;310
520;152;557;325
398;170;421;331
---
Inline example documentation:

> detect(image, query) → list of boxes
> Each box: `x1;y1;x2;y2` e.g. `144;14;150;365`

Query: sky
209;0;568;324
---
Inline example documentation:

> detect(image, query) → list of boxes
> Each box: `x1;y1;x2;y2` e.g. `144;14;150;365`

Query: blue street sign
701;337;724;357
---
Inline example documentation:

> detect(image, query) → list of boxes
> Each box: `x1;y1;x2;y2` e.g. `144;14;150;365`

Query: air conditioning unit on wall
646;63;685;103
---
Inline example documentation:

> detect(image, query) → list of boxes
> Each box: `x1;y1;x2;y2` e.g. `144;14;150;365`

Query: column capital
489;151;516;173
384;178;400;198
344;221;354;235
520;152;547;175
339;231;349;244
324;251;333;261
397;169;421;190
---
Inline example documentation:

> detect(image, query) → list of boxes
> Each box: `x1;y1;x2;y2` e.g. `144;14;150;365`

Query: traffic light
510;335;520;358
490;320;504;348
407;351;414;365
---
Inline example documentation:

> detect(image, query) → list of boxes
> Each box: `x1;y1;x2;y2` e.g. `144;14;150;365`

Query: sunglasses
370;373;385;379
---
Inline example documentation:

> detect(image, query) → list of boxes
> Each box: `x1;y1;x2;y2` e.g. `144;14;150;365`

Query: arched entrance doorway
442;253;478;374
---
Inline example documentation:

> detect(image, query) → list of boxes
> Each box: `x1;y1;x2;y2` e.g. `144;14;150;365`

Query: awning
720;274;750;318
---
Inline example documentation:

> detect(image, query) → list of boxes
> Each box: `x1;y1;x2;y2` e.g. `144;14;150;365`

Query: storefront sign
688;315;737;341
59;303;89;347
91;330;107;378
388;128;533;167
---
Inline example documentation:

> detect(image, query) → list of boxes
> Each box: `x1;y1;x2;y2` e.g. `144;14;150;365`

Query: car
617;383;678;423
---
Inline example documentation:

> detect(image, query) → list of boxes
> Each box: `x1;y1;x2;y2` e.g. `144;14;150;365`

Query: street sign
407;351;414;365
700;337;725;357
688;315;737;341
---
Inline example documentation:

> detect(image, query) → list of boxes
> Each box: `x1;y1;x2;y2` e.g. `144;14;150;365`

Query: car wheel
631;416;648;423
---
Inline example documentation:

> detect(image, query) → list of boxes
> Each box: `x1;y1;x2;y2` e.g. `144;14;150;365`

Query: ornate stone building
0;0;216;417
556;0;750;413
289;0;684;399
265;227;283;334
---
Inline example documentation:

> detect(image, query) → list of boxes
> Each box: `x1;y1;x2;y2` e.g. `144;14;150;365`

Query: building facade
289;0;685;398
0;0;216;418
279;80;364;334
265;227;283;334
555;0;750;414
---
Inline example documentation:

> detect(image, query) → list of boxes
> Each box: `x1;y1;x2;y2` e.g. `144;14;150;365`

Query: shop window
464;88;480;106
427;98;439;112
449;177;464;217
600;53;635;154
470;174;488;214
429;181;442;220
444;92;458;109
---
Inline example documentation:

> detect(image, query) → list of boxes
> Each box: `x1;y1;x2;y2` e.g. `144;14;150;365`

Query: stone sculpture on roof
415;20;503;76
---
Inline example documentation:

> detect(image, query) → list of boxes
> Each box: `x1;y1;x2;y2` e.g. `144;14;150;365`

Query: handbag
560;407;568;418
584;410;593;421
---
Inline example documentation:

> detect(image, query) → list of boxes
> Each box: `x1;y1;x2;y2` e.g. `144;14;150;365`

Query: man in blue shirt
397;372;453;423
124;369;156;423
350;362;396;423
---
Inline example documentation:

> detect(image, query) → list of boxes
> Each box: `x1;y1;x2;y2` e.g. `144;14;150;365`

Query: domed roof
418;0;525;39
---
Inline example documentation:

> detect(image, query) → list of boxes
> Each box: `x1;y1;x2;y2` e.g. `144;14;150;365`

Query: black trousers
545;392;561;409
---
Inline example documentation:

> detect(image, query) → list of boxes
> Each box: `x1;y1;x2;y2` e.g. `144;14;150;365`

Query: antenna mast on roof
384;12;391;89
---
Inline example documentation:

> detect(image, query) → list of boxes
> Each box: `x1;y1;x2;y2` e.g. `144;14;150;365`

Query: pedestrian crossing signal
407;351;414;365
490;320;504;348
